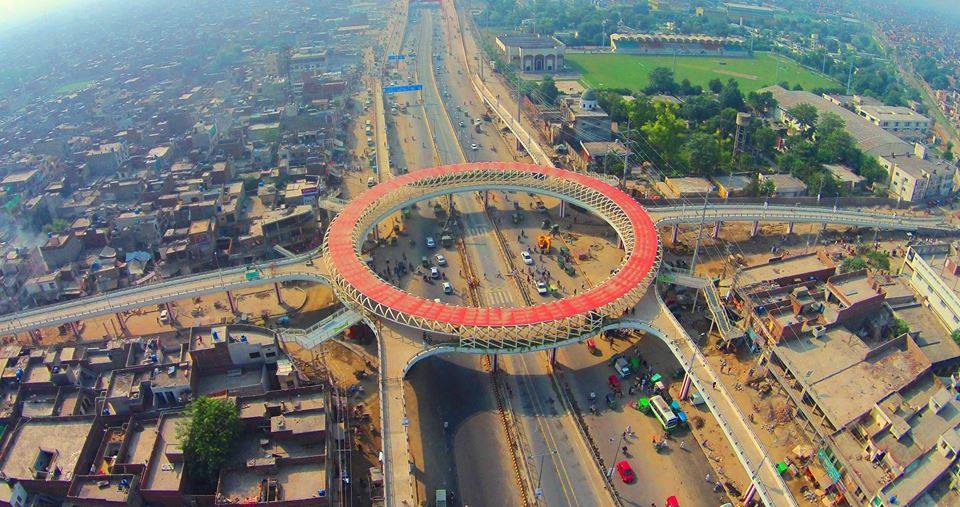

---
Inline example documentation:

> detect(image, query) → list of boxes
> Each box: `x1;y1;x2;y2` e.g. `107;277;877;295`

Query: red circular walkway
325;162;659;329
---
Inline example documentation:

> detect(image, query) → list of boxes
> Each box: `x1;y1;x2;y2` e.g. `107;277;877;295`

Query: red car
615;460;635;483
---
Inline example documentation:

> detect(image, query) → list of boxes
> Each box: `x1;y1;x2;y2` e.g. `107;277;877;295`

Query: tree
42;218;69;234
816;112;845;137
718;79;744;110
840;256;869;272
538;75;559;105
640;102;688;171
951;329;960;345
684;132;722;177
178;397;240;490
708;78;724;94
645;67;678;95
745;90;777;115
787;103;818;134
890;318;910;337
858;156;888;185
750;125;779;158
679;94;721;125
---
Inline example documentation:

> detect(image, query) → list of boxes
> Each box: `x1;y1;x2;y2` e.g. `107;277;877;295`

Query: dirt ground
2;283;336;348
284;331;383;506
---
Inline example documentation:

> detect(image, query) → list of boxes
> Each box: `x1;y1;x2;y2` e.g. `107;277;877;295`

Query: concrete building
900;243;960;336
495;34;565;73
562;89;612;143
39;233;83;270
85;143;129;176
764;86;914;159
824;164;867;192
857;105;931;140
881;150;956;203
572;141;630;173
661;176;716;199
724;2;774;22
759;173;807;197
0;169;45;198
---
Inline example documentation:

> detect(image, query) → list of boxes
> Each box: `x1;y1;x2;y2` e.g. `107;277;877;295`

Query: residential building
824;164;867;192
857;105;931;140
571;141;630;173
0;169;46;198
85;143;129;176
881;149;956;203
562;90;612;143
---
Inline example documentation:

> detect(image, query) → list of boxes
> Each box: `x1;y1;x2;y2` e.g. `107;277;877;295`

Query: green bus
650;395;679;431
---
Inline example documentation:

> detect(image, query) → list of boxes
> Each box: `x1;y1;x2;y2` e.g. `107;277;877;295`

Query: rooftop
68;474;137;503
0;418;94;482
738;251;836;288
763;86;914;158
886;155;955;179
496;34;563;49
858;105;930;123
824;164;865;184
143;412;186;492
775;330;931;430
0;169;39;185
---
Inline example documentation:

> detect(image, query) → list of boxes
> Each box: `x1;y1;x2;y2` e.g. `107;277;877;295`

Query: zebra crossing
482;290;514;307
464;223;489;236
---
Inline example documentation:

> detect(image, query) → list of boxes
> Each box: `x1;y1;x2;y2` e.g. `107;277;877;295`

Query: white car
430;267;440;279
435;254;447;266
536;281;548;295
521;251;533;265
426;236;436;248
470;143;479;151
442;282;453;294
458;121;465;128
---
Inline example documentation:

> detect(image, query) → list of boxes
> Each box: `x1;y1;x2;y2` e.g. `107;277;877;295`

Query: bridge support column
559;200;566;220
69;321;80;338
226;291;238;314
491;354;499;373
274;283;283;305
679;372;692;401
671;224;680;243
483;190;489;207
712;221;721;239
164;302;174;320
30;329;42;344
549;347;557;365
821;222;828;231
741;482;758;505
115;313;128;335
787;222;795;234
751;221;760;237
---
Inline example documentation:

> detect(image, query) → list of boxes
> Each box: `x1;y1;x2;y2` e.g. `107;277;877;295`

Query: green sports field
567;52;837;94
53;80;95;95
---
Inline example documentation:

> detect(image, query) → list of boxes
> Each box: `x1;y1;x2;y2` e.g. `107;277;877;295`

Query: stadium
609;33;748;57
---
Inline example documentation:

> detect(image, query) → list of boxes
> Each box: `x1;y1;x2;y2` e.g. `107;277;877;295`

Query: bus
650;395;679;431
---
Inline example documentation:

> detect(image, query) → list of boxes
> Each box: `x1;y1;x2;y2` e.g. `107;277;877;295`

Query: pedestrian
712;381;717;390
705;473;712;483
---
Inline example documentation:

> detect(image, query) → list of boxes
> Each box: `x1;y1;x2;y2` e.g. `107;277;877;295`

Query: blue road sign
388;54;406;61
384;84;424;94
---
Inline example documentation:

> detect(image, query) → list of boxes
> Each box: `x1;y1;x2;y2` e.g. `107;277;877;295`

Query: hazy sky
0;0;81;28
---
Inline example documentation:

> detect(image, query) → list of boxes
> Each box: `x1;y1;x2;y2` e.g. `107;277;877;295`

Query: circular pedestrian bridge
323;162;661;349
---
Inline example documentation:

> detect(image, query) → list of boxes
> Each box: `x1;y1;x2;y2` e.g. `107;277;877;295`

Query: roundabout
323;162;662;349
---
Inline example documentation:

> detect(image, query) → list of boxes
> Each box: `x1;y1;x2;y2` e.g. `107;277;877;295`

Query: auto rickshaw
421;256;429;268
634;397;651;414
666;495;680;507
608;375;621;391
605;392;618;409
629;357;641;372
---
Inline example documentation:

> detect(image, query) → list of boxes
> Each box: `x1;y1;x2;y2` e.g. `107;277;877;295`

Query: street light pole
606;429;629;478
527;450;556;502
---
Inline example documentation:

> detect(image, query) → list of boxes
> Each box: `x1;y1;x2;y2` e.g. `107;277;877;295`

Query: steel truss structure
323;162;662;350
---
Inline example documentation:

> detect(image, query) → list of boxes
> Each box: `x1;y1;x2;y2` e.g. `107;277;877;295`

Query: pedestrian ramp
281;307;363;349
657;267;741;342
317;196;348;214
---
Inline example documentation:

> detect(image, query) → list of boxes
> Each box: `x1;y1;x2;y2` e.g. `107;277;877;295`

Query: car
458;121;465;128
615;460;635;483
470;143;479;151
536;281;548;295
430;267;440;279
520;251;533;265
367;177;376;188
435;254;447;266
426;236;436;248
442;282;453;294
614;357;632;379
159;309;170;324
